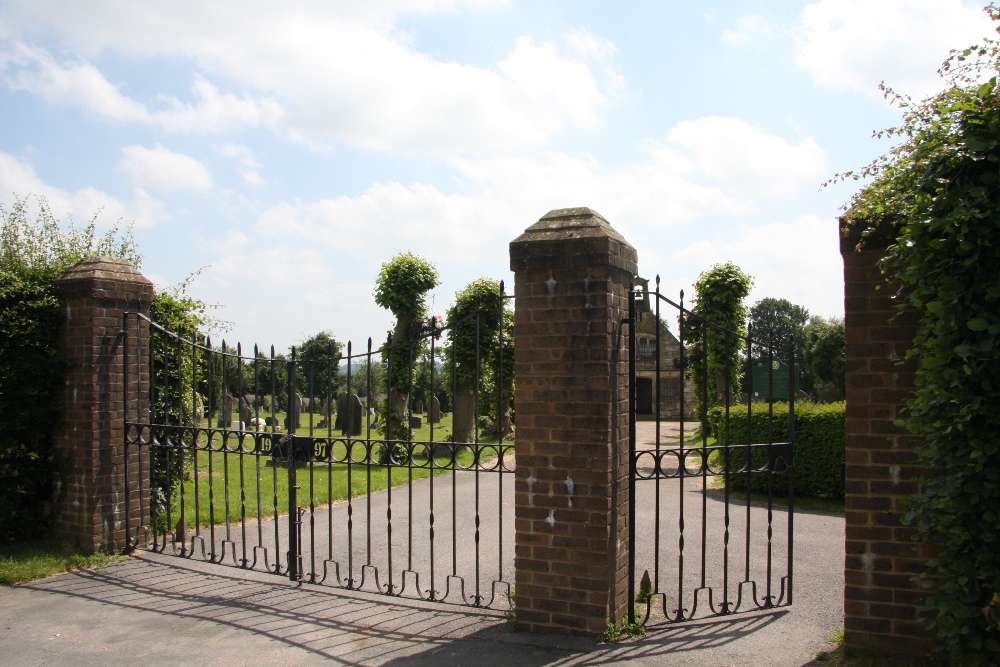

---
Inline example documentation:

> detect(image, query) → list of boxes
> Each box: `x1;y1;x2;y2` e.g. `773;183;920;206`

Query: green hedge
709;401;845;499
0;269;69;541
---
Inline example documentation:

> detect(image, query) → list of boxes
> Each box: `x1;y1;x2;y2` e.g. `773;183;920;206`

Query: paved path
0;423;844;666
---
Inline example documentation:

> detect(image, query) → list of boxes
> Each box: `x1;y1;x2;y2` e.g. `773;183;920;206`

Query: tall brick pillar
840;223;931;657
53;257;153;554
509;207;637;635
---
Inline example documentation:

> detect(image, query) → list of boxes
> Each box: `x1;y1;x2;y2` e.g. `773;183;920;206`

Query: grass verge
0;540;128;586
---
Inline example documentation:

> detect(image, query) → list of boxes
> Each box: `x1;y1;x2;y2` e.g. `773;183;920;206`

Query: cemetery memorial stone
343;393;364;436
334;393;348;432
414;400;424;414
428;396;441;424
217;394;235;428
285;392;302;431
239;396;254;428
409;416;422;429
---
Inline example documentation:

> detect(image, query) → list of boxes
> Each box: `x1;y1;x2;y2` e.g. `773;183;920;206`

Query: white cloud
662;116;827;197
794;0;995;99
566;27;618;59
0;150;165;228
671;213;844;318
723;15;773;47
0;43;282;132
219;144;263;187
0;2;606;157
120;144;213;193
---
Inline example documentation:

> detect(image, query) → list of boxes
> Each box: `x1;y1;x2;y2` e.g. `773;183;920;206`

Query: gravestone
334;393;348;432
428;396;441;424
239;396;254;427
344;393;364;436
194;393;205;425
409;416;422;429
217;394;235;428
264;416;279;427
302;397;312;413
414;400;424;414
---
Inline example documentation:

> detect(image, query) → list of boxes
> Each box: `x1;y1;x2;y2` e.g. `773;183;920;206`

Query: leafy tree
446;278;513;443
684;262;753;430
746;297;810;394
804;317;845;402
294;331;343;410
831;5;1000;658
373;252;439;440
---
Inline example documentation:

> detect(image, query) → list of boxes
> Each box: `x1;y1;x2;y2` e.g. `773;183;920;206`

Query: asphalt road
0;428;844;666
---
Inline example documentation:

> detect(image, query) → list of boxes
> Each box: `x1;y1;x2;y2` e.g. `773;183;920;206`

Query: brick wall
509;207;637;635
841;224;933;657
52;257;153;554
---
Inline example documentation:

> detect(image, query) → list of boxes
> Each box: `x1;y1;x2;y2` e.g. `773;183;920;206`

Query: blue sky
0;0;994;351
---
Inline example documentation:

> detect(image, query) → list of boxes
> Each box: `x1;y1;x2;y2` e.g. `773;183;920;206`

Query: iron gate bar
627;279;795;626
123;288;513;612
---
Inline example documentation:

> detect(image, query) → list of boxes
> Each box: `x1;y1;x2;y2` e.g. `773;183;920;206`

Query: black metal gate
627;277;794;626
122;290;514;610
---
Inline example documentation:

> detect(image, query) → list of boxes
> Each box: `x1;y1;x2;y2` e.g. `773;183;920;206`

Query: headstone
239;396;254;427
244;393;256;408
217;394;235;427
428;396;441;424
344;393;364;436
414;400;424;414
409;416;422;429
317;417;329;429
302;396;312;413
264;416;279;427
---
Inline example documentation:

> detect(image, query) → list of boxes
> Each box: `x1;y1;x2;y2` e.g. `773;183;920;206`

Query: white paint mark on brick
546;510;555;527
565;474;575;507
889;465;901;486
861;550;874;586
526;475;536;506
545;276;557;295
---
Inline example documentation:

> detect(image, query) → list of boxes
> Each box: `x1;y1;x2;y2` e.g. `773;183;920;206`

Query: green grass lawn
159;412;512;530
0;540;127;586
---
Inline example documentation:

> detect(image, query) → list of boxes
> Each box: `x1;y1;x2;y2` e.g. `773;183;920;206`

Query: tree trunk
386;317;411;441
452;381;476;443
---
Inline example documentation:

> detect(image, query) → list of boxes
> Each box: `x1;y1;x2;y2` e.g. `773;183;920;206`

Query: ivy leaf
967;318;989;331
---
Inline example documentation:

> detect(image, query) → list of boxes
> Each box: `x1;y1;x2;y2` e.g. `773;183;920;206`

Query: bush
0;270;69;541
709;401;845;499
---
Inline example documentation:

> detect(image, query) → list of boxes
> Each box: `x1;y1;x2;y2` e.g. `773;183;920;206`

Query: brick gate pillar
840;223;930;658
52;257;154;554
509;207;637;635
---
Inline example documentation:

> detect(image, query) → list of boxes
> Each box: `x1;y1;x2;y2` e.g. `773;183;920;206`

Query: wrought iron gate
122;291;514;610
627;277;795;626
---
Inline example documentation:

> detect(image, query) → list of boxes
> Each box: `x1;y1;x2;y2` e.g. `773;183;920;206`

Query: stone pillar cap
512;207;630;245
55;256;152;287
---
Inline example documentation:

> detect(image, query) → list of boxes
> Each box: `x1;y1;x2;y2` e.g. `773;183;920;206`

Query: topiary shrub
710;401;845;499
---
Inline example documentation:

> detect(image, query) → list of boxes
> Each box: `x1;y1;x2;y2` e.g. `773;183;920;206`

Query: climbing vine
835;6;1000;660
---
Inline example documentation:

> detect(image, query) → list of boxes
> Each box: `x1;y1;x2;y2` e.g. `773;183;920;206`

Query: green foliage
0;270;68;541
831;7;1000;658
710;402;845;499
747;297;809;391
0;194;140;542
684;262;753;431
446;278;513;423
295;331;343;402
1;194;140;278
805;317;845;402
373;252;440;321
374;253;439;440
